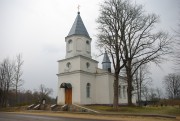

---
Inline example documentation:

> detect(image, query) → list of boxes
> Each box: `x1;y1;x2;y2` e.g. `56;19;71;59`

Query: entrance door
65;88;72;104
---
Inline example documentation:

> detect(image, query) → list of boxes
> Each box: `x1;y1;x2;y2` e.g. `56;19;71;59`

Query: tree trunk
5;87;9;107
126;60;133;106
127;76;133;106
139;80;142;106
15;85;18;105
135;73;140;106
113;73;119;109
137;83;140;106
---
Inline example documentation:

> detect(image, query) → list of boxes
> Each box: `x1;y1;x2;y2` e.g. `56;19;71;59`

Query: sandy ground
7;111;179;121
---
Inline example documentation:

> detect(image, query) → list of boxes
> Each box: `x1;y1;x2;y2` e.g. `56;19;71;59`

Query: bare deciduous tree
134;64;152;106
163;73;180;99
149;88;158;102
155;87;163;100
97;0;172;106
0;61;6;107
0;58;14;107
96;0;127;109
13;54;24;104
142;86;149;102
0;54;24;107
39;84;53;103
173;22;180;70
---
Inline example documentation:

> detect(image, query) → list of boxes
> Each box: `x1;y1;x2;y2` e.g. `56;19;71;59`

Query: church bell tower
57;11;98;105
65;12;92;59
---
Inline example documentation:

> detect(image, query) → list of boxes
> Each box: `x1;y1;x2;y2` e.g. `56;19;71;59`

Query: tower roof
102;51;111;63
67;12;90;38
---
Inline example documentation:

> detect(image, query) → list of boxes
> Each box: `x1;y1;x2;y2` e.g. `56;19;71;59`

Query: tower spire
102;50;111;72
67;9;90;38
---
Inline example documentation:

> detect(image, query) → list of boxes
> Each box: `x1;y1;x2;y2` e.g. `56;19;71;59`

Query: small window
86;83;91;98
66;62;71;68
68;39;72;44
86;40;89;45
86;62;90;68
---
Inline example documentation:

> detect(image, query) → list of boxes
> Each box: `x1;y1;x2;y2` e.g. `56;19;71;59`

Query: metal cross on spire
77;5;80;12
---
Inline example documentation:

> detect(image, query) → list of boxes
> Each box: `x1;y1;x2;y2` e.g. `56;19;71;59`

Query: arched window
66;62;71;69
68;39;72;44
118;85;122;98
123;86;126;98
86;40;90;53
86;83;91;98
86;62;90;68
67;39;72;52
86;40;89;45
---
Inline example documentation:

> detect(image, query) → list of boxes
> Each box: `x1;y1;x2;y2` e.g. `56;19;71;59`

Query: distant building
57;11;136;105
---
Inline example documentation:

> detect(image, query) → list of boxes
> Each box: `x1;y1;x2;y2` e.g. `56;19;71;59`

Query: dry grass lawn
85;105;180;116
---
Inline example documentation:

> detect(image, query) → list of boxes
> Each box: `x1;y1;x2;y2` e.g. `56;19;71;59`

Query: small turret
102;51;111;72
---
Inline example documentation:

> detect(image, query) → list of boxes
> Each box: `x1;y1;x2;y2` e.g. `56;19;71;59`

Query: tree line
0;54;24;107
161;9;180;101
164;73;180;99
0;55;54;107
3;84;54;107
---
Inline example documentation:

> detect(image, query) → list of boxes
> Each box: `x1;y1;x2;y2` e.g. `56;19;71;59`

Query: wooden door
65;88;72;104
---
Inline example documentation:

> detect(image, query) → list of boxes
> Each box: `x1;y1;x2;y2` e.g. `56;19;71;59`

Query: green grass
85;105;180;116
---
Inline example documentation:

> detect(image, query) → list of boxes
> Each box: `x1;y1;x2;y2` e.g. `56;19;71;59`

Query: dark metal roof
60;83;72;88
67;12;90;38
102;51;111;63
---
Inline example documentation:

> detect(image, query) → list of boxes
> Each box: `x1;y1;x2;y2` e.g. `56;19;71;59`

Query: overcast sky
0;0;179;97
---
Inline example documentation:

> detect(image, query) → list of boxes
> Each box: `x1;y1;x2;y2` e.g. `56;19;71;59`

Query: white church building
57;12;136;105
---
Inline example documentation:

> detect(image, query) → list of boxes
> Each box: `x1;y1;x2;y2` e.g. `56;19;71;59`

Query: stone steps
68;104;99;113
27;103;99;113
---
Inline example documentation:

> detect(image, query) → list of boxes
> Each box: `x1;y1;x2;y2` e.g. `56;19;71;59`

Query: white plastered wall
95;74;111;104
79;57;98;73
80;73;96;104
58;57;80;74
65;36;91;59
